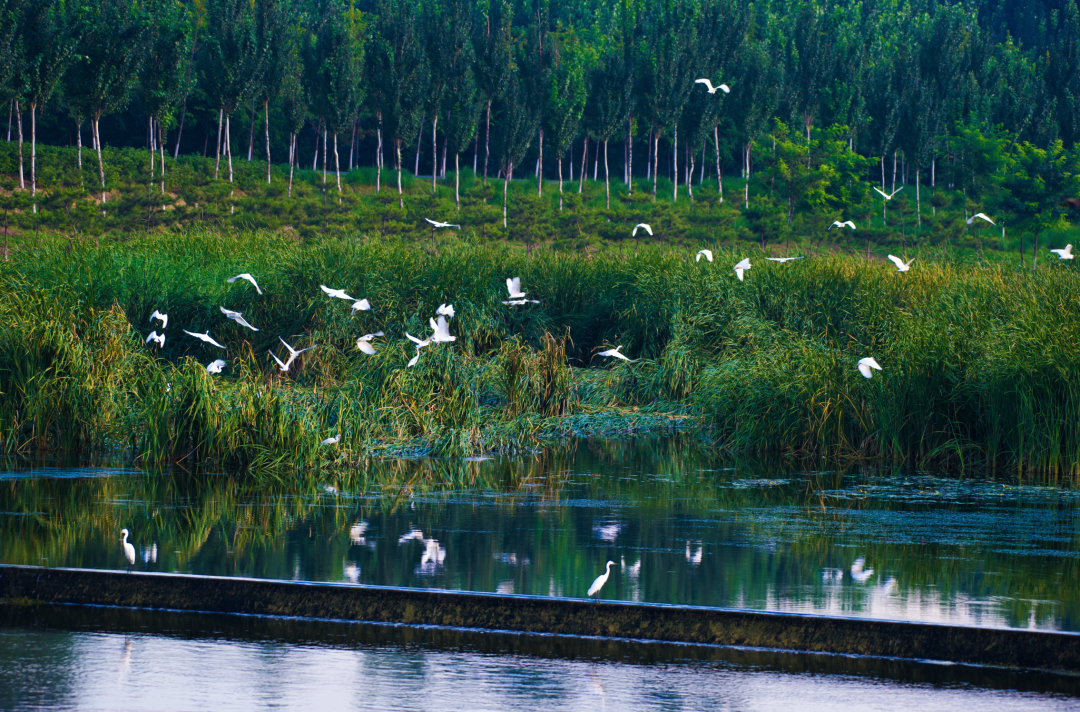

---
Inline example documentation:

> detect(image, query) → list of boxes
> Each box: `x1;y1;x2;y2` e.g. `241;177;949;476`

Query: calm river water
2;436;1080;708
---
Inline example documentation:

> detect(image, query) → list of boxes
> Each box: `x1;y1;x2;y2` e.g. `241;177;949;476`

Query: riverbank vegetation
2;228;1079;476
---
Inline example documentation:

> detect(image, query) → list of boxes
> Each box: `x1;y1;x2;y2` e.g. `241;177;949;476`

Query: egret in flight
766;257;804;263
733;258;751;281
145;331;165;348
887;254;914;272
503;277;539;305
356;332;384;355
120;529;136;567
857;357;882;380
696;249;713;263
1051;244;1074;260
694;78;730;94
206;359;226;375
320;285;356;301
270;337;314;372
873;187;902;200
150;310;168;329
829;221;856;230
429;315;456;343
321;434;341;446
597;345;636;363
227;273;263;295
351;299;372;313
632;223;652;237
425;218;461;229
966;213;995;226
588;561;616;599
220;306;259;331
184;330;226;349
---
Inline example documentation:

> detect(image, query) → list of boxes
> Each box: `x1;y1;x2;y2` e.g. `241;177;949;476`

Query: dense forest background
4;0;1080;252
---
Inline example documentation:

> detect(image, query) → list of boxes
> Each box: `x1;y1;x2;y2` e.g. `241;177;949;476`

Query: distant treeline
3;0;1080;238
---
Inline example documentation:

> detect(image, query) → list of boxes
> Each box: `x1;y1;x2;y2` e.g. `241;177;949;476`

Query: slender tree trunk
569;140;573;184
414;116;423;176
627;117;633;195
558;153;563;211
334;132;342;194
593;143;598;180
700;141;706;184
312;120;319;170
916;169;921;227
672;126;679;203
891;150;897;194
376;119;383;193
503;162;513;228
647;128;652;179
76;119;83;169
744;144;750;210
1033;232;1039;270
537;128;544;196
265;102;272;184
226;114;234;183
687;142;694;202
173;98;187;159
94;117;106;202
579;137;588;193
214;109;223;179
247;99;255;161
15;102;21;189
30;101;37;198
455;153;460;210
431;116;437;192
288;132;296;197
159;119;166;194
396;139;404;209
604;139;610;208
483;100;491;185
322;128;327;187
349;118;356;171
652;131;659;201
149;115;155;192
5;100;10;141
715;126;722;201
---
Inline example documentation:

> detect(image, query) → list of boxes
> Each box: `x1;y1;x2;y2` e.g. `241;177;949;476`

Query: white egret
220;306;259;331
733;258;751;281
587;561;616;599
857;357;882;380
320;285;356;301
280;336;314;361
696;249;713;263
145;331;165;348
1051;244;1074;260
150;310;168;329
356;331;384;355
505;277;528;299
850;557;875;583
632;223;653;237
829;220;857;230
184;330;226;349
596;345;636;363
206;359;226;374
351;299;372;313
429;315;456;343
321;434;341;446
966;213;995;226
886;254;914;272
694;78;730;94
120;529;136;566
227;273;263;295
407;349;422;368
437;303;456;318
425;218;461;229
766;256;805;263
873;186;902;200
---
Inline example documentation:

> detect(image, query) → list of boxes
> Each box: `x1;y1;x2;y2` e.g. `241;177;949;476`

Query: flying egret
145;331;165;348
850;557;875;583
733;258;751;281
356;332;384;355
696;249;713;263
587;561;616;599
425;218;461;229
150;310;168;329
766;256;805;263
966;213;995;226
886;254;914;272
206;359;226;374
694;78;730;94
120;529;136;567
505;277;528;299
321;434;341;446
351;299;372;313
829;221;856;230
596;345;636;363
407;349;422;368
1051;244;1074;260
632;223;653;237
437;303;455;318
873;186;902;200
857;357;882;379
227;273;263;295
320;285;356;301
220;306;259;331
269;338;313;373
184;330;226;349
429;315;456;343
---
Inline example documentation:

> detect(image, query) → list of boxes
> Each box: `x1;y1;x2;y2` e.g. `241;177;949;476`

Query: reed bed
2;227;1079;476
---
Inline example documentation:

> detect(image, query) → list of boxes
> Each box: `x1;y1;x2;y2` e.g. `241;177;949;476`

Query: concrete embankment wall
2;564;1078;673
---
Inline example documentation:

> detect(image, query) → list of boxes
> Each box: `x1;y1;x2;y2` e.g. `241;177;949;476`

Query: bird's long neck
121;532;128;544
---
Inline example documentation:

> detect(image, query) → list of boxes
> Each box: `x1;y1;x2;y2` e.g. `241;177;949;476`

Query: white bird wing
734;258;751;271
146;331;159;344
844;221;856;229
229;313;259;331
735;269;745;281
971;213;995;225
718;83;730;93
873;187;889;199
185;330;226;349
425;218;440;226
207;359;225;373
696;250;713;262
279;336;298;356
352;299;371;311
406;332;431;348
150;310;168;328
228;273;263;294
433;315;456;342
506;277;522;298
357;339;376;355
887;254;907;271
634;223;653;236
407;350;421;368
269;351;288;371
694;78;715;92
220;306;239;318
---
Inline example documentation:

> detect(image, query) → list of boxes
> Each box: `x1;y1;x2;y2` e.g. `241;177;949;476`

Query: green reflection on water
2;436;1079;631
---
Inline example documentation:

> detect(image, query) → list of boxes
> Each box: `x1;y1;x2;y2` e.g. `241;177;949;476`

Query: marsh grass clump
2;227;1080;476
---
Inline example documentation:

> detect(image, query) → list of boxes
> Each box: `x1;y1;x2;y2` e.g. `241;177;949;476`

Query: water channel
2;436;1080;708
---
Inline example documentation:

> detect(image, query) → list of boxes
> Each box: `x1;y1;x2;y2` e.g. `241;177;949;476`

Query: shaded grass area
2;228;1080;476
